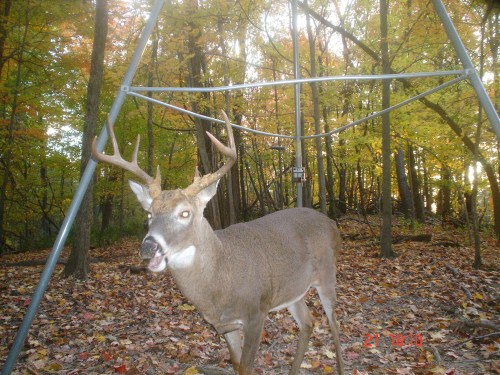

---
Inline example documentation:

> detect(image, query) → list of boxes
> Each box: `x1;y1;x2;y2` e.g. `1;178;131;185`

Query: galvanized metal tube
303;75;469;139
131;74;469;140
129;70;467;93
291;0;303;207
127;91;296;139
431;0;499;139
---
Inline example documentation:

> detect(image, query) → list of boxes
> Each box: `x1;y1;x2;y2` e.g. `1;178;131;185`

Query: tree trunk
40;163;51;237
0;4;27;253
146;31;158;176
422;153;433;212
472;14;488;268
301;113;312;208
185;0;221;229
408;145;425;222
394;148;413;220
272;60;284;210
100;195;112;233
318;51;337;218
0;0;12;76
380;0;396;258
323;107;337;219
437;167;452;223
338;140;347;214
63;0;108;279
305;1;327;214
357;160;366;216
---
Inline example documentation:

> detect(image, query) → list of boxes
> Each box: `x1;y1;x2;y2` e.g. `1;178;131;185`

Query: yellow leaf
323;365;334;374
95;334;106;342
177;304;196;311
185;366;200;375
43;363;63;373
473;292;484;300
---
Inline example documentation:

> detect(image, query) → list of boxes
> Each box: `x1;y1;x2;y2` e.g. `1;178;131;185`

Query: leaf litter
0;216;498;374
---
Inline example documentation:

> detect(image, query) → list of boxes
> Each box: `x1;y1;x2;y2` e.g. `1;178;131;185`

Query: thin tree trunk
146;30;158;175
472;14;487;268
437;167;452;224
301;112;312;208
272;60;284;210
408;145;425;222
63;0;108;279
0;0;12;76
380;0;396;258
338;140;347;214
305;1;327;214
357;160;366;216
40;163;50;237
394;148;413;220
422;154;433;212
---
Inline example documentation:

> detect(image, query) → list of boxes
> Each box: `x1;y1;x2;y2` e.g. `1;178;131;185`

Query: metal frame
1;0;498;373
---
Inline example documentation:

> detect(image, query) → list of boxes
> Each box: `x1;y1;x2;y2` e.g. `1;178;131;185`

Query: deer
91;111;345;375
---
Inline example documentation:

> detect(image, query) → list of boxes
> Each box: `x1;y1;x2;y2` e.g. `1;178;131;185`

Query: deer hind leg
316;285;345;375
239;313;266;375
287;299;314;375
224;330;242;373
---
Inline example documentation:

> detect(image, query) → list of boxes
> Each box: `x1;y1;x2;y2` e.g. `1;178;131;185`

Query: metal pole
291;0;303;207
129;69;466;93
431;0;500;140
0;1;165;374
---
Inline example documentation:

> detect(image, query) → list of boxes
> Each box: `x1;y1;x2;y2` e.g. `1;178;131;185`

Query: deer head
92;112;236;272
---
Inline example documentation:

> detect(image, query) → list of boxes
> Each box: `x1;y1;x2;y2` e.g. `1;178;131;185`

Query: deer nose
140;236;160;259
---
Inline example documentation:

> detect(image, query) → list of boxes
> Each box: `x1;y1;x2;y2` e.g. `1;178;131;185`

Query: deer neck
167;217;223;303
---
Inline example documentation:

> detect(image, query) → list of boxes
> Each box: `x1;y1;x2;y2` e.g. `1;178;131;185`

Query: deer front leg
224;330;242;373
287;299;314;374
239;313;266;375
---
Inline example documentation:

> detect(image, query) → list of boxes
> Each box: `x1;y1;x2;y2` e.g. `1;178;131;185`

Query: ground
0;216;498;374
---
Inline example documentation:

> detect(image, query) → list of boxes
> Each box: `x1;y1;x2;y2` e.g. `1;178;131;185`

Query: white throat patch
168;245;197;269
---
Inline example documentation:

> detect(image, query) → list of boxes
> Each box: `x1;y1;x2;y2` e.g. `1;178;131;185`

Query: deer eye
180;210;190;219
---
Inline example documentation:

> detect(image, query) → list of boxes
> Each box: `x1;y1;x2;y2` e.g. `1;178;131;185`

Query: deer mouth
148;252;167;272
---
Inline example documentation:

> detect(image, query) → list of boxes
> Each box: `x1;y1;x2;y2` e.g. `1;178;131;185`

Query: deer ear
128;180;153;211
196;180;219;206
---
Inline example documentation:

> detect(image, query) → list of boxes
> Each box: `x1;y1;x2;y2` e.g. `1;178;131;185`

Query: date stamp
364;333;423;348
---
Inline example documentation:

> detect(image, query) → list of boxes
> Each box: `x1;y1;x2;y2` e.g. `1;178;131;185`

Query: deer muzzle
140;236;168;272
140;236;160;259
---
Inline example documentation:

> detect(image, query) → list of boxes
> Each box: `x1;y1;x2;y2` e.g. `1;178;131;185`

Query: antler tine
184;110;237;196
91;115;158;189
205;111;236;160
106;115;121;158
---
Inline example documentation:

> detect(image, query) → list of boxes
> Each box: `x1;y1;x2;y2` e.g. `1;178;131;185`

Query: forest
0;0;498;256
0;0;499;374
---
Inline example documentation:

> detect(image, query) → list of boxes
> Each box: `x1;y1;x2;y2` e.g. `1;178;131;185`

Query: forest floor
0;215;498;375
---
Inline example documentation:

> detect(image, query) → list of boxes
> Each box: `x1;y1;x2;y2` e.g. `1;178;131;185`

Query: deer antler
183;110;237;197
92;115;162;198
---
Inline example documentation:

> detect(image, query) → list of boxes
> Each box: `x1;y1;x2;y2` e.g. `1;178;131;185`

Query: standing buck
92;112;344;375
